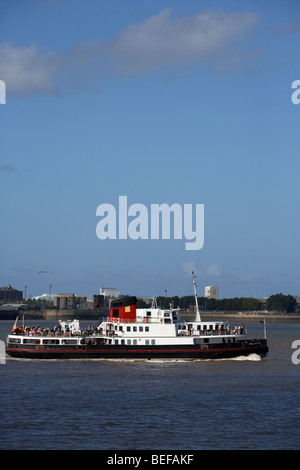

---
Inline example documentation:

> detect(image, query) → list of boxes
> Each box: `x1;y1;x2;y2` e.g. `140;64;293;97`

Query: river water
0;318;299;450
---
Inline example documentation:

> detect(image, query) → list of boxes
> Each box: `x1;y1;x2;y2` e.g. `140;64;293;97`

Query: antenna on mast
192;271;201;322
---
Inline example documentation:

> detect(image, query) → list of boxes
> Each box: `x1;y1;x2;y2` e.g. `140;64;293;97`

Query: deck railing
10;320;247;339
93;327;247;338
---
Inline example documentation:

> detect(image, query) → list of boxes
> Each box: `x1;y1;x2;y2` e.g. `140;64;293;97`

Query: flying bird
37;270;47;274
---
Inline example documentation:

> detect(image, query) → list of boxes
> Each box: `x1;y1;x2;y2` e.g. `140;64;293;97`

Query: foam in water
6;353;262;363
230;353;261;361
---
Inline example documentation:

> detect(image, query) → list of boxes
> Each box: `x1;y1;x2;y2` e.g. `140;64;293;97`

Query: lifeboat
12;327;24;335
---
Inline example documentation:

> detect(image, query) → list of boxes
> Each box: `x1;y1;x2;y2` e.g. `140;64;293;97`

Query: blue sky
0;0;299;299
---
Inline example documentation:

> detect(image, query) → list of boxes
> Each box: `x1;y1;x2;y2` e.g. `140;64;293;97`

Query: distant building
100;287;120;299
30;293;88;310
93;295;105;308
52;294;87;309
0;284;23;302
205;286;219;300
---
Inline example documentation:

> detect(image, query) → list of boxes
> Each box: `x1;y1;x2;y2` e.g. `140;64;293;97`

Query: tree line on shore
2;292;297;314
153;293;297;313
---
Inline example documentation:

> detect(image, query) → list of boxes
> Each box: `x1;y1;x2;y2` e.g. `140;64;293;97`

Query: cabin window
145;326;149;332
151;340;155;345
42;339;59;345
61;339;77;345
23;338;40;344
121;340;125;345
115;339;118;345
139;326;143;332
164;312;170;317
119;326;123;331
127;339;131;345
204;338;209;344
133;340;137;345
127;326;131;332
8;337;21;344
133;326;137;332
145;340;149;345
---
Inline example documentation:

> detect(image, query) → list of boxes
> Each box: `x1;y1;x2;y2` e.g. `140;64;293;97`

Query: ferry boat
6;274;268;360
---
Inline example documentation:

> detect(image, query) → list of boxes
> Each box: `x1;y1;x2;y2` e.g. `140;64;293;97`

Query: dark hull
6;339;268;360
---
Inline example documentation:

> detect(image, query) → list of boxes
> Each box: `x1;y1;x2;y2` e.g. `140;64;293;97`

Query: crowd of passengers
12;323;245;336
12;324;98;336
176;323;245;336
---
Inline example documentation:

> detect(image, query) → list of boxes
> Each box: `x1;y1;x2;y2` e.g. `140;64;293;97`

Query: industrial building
32;293;88;309
53;294;87;310
100;287;120;299
205;286;219;300
0;284;23;302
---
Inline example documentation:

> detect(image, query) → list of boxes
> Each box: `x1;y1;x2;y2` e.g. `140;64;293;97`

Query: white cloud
0;9;260;95
204;263;222;277
181;261;198;276
108;9;259;75
181;261;221;278
229;269;259;282
0;42;60;94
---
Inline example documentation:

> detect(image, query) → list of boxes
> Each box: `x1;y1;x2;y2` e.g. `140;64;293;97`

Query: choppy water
0;318;300;450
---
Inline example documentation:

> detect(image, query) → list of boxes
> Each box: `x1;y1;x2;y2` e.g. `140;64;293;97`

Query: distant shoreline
0;308;299;322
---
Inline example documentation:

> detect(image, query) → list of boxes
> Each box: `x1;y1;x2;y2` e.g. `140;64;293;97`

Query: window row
114;339;156;345
8;337;78;345
115;325;150;332
178;324;223;331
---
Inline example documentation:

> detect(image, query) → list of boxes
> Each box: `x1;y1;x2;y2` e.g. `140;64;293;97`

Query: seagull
37;270;47;274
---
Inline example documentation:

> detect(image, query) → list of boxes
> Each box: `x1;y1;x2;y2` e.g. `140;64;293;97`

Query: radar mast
192;271;201;322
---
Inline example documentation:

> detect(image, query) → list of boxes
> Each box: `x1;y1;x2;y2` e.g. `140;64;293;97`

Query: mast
192;271;201;322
